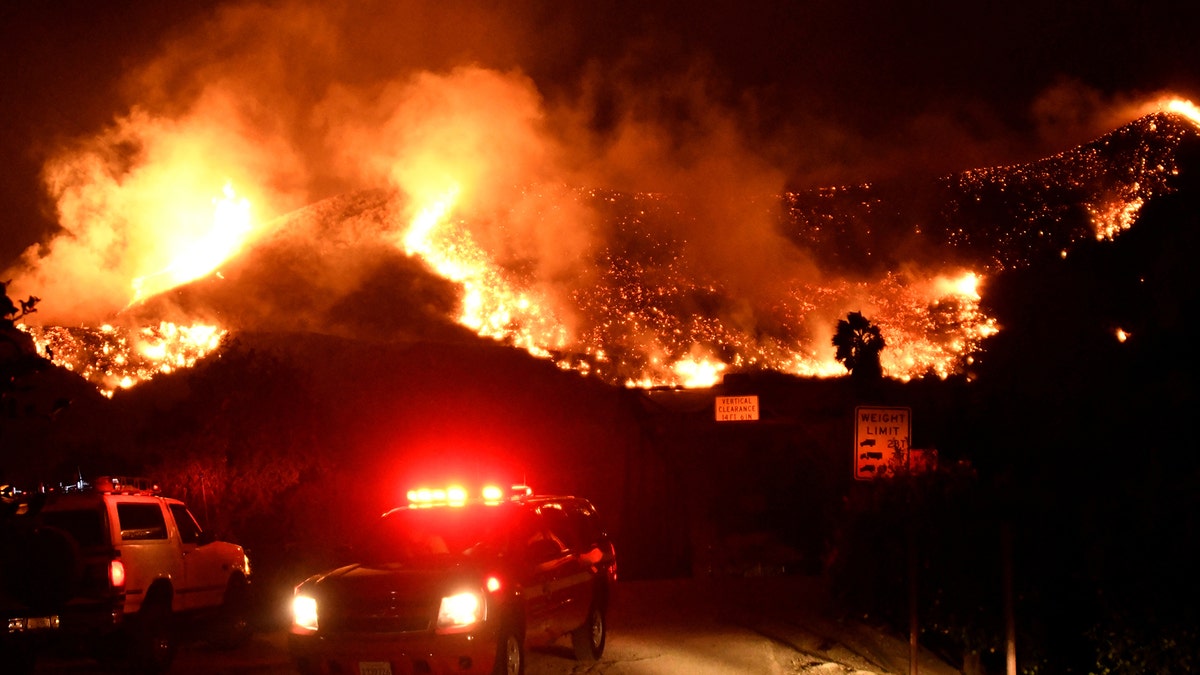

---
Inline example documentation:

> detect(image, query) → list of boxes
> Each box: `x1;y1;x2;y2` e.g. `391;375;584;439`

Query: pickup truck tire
209;575;253;650
570;602;606;661
491;622;524;675
128;595;176;674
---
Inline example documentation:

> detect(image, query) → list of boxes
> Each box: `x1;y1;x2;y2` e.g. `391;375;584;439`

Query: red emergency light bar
407;484;532;507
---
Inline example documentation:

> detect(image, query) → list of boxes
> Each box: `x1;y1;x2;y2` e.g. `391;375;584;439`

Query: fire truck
289;483;617;675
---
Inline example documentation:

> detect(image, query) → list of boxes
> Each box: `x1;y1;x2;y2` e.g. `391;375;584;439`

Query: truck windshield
362;505;515;565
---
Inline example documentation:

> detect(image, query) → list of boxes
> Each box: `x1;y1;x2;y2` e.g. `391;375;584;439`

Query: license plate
26;616;61;630
359;662;393;675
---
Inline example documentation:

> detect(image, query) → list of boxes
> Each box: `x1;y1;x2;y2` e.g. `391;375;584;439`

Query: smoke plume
6;0;807;332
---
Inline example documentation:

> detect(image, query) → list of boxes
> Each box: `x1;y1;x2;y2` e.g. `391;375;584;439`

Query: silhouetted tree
2;281;44;416
832;311;885;379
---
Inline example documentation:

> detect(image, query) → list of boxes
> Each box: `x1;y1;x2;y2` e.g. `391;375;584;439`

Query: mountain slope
30;112;1200;391
782;111;1200;273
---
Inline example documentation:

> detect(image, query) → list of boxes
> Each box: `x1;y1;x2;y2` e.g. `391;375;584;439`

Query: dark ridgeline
781;111;1200;274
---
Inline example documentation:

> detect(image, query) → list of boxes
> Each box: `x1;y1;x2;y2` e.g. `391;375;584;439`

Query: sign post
854;406;911;480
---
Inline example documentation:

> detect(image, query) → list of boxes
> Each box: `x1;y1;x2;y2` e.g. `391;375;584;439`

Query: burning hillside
5;18;1197;399
16;102;1200;395
24;323;225;397
783;106;1200;274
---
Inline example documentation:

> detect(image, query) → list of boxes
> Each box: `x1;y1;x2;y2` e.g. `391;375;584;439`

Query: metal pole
1003;521;1016;675
908;503;919;675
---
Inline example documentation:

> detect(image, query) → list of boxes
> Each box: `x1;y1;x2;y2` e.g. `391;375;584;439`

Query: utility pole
909;515;919;675
907;473;920;675
1002;521;1016;675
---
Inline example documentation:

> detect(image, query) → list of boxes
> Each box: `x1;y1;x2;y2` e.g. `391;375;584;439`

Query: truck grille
324;598;435;635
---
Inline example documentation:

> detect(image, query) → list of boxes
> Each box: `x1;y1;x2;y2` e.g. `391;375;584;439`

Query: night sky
3;0;1199;272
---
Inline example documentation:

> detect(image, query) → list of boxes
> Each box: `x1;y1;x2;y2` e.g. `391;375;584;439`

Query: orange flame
19;87;1198;394
397;181;996;388
131;182;254;302
19;182;248;394
1161;98;1200;128
25;322;227;398
671;355;727;389
398;186;572;358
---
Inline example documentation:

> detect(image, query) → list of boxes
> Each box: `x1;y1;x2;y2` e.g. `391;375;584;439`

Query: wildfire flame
1161;98;1200;127
131;182;253;302
9;87;1198;394
1078;97;1200;241
390;184;997;387
398;185;571;358
24;322;226;398
378;99;1196;388
21;182;247;394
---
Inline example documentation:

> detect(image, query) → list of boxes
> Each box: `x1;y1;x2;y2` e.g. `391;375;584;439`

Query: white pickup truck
1;476;252;674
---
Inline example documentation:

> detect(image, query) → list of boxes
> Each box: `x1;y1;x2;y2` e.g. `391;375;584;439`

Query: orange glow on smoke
132;182;254;302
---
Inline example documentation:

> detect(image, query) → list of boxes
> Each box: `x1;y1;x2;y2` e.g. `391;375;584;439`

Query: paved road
35;576;960;675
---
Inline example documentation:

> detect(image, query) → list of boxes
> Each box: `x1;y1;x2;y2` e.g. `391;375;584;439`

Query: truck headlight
436;590;484;629
292;594;319;633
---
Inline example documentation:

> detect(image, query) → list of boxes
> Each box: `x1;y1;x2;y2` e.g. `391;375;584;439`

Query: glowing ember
1078;98;1199;241
1089;196;1145;241
23;322;227;398
937;103;1199;269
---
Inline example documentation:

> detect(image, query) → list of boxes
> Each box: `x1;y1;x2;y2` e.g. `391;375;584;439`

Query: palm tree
832;311;885;379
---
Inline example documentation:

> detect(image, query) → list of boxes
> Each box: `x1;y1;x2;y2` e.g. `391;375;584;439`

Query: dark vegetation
1;282;43;419
831;310;886;381
828;166;1200;673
